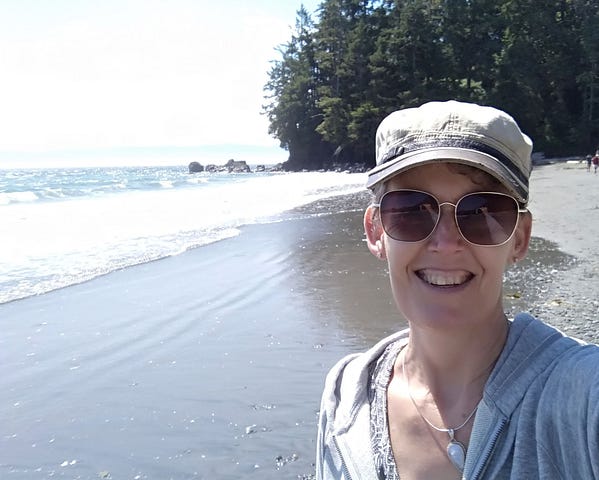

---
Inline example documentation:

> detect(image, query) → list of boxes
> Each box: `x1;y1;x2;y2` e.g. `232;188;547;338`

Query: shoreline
0;162;597;479
0;208;395;479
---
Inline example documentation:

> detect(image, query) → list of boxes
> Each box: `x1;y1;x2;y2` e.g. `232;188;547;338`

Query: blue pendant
447;440;466;472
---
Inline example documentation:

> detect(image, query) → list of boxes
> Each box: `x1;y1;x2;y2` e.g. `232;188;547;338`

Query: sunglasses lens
379;191;439;242
456;193;519;245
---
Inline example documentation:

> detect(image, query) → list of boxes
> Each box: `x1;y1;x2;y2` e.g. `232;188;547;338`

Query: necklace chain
401;349;479;434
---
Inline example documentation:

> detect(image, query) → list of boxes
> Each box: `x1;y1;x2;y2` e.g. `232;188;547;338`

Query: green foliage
263;0;599;169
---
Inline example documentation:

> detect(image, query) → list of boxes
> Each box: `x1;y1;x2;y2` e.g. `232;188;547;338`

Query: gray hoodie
316;313;599;479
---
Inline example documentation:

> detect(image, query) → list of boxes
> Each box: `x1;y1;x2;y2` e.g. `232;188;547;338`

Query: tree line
263;0;599;171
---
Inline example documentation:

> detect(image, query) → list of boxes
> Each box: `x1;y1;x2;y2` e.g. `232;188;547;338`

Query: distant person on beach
593;152;599;174
587;154;593;172
316;100;599;479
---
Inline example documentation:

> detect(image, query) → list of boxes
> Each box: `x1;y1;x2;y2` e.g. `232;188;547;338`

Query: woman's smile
415;268;474;287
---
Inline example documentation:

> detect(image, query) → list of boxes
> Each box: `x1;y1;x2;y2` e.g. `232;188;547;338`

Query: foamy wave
0;226;243;304
0;191;39;205
0;168;366;304
186;177;208;185
43;187;67;199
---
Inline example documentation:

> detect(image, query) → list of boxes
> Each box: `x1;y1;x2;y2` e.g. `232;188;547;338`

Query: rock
225;159;251;173
269;163;284;172
188;161;204;173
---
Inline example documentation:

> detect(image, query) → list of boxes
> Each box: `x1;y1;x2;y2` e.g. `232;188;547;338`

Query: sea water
0;166;367;304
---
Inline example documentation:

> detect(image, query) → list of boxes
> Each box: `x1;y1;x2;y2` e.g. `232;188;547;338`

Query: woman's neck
401;313;509;399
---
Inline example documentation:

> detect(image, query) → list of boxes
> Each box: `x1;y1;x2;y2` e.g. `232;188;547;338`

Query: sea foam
0;166;367;303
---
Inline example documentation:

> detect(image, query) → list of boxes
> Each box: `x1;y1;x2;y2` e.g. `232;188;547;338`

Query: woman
316;101;599;479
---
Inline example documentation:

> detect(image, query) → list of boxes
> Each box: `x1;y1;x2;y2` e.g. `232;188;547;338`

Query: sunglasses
373;189;527;246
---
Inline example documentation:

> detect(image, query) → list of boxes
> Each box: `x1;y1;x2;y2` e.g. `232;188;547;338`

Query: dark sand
0;203;398;479
0;162;597;479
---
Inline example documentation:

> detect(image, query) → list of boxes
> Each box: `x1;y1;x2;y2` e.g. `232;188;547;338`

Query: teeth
419;271;471;286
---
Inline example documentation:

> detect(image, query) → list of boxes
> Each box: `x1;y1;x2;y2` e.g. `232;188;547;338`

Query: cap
366;100;533;204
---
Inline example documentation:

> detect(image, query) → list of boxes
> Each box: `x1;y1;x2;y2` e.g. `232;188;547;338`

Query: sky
0;0;321;166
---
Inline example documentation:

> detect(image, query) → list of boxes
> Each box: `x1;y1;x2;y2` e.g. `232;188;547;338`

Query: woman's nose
428;204;463;249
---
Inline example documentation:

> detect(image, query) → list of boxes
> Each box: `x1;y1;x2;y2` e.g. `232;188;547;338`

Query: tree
263;6;332;170
492;0;586;154
442;0;505;100
264;0;599;169
574;0;599;149
315;0;384;166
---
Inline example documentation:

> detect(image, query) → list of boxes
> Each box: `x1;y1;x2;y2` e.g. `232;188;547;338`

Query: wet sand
0;162;598;479
0;206;396;480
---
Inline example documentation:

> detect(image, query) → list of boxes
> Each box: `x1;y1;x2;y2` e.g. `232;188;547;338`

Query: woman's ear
511;211;532;263
364;205;386;259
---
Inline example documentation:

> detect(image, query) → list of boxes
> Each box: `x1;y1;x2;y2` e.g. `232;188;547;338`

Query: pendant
446;429;466;472
447;440;466;472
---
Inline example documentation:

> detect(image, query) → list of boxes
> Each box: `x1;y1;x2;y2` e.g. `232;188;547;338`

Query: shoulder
513;315;599;411
316;330;408;479
487;315;598;408
514;314;599;372
534;344;599;473
319;330;409;430
325;329;409;390
545;342;599;395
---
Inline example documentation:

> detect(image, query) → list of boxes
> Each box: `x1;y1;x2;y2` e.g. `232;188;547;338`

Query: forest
263;0;599;171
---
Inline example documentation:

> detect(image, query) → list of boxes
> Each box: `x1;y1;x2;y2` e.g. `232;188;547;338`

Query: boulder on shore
205;164;223;173
225;159;251;173
188;161;204;173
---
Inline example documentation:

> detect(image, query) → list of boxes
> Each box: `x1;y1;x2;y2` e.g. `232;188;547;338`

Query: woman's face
364;163;531;329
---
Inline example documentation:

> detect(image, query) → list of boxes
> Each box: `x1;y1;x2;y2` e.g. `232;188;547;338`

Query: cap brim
366;147;528;204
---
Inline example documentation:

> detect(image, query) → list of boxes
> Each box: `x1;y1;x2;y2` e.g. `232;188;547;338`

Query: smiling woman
316;100;599;480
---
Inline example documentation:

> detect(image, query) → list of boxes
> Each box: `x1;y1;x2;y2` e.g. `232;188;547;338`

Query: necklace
401;350;479;473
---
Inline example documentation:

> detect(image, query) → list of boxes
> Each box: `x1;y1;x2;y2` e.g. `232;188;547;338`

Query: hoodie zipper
333;435;353;480
470;418;507;480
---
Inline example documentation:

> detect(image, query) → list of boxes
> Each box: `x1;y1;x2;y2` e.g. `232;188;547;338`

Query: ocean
0;165;367;305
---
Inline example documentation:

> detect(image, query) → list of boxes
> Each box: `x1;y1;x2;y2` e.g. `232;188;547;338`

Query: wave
1;168;368;304
0;191;39;205
0;226;244;305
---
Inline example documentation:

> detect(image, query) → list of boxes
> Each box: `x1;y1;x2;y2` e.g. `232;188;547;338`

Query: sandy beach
1;162;598;479
524;161;599;341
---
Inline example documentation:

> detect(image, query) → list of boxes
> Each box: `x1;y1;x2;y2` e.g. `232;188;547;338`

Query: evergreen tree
263;6;331;170
442;0;505;100
264;0;599;169
574;0;599;150
315;0;384;166
492;0;587;153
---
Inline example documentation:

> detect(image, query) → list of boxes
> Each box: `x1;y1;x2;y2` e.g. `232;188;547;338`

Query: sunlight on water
0;167;367;303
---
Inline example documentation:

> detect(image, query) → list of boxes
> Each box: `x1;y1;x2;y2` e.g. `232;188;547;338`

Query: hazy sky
0;0;320;154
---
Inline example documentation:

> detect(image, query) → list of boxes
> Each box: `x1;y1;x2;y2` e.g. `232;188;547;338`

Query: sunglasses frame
373;189;528;247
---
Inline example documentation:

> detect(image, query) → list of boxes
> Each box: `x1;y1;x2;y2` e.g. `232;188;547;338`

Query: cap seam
379;139;528;186
368;148;528;203
380;131;525;162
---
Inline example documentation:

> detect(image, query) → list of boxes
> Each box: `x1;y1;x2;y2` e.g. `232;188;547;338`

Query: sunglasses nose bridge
431;200;463;240
437;200;458;211
437;201;459;224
